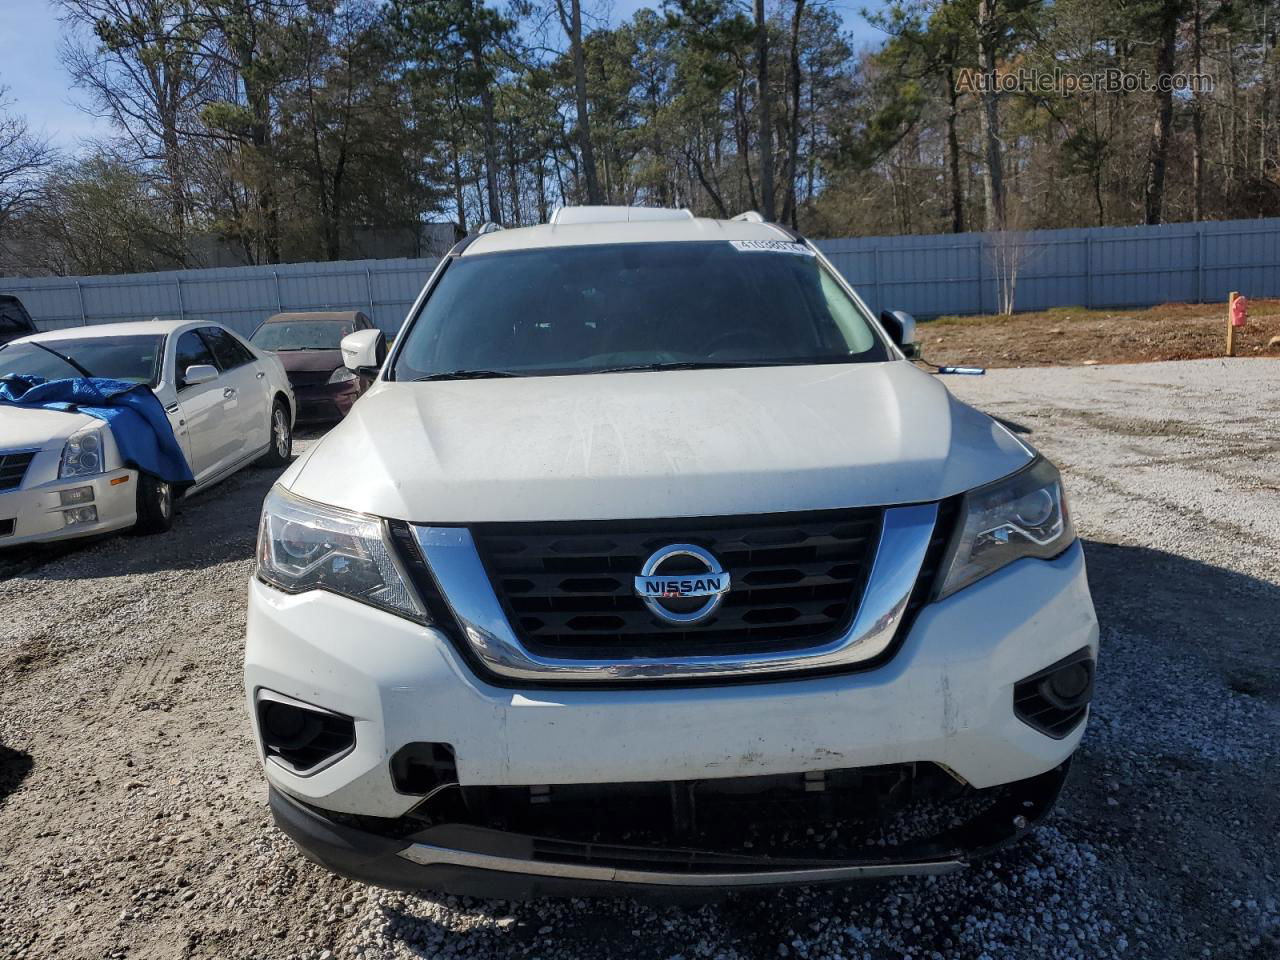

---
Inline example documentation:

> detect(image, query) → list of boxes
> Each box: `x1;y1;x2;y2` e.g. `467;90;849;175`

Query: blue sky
0;0;885;154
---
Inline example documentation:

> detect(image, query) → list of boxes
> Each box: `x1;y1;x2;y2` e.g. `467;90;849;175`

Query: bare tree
0;87;56;232
986;203;1037;315
56;0;214;250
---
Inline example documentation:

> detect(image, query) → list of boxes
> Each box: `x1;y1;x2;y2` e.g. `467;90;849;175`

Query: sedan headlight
328;366;357;384
936;458;1075;599
257;486;424;619
60;425;106;478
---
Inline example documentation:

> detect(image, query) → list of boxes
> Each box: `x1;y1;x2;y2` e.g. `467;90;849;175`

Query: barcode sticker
729;240;815;256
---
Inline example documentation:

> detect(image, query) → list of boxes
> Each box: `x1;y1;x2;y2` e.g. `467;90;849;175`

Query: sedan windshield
0;336;165;385
392;241;889;380
252;320;352;351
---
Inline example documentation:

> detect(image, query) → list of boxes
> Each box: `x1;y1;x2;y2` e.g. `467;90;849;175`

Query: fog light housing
1043;662;1092;705
1014;648;1094;739
59;486;95;506
255;691;355;774
62;505;98;525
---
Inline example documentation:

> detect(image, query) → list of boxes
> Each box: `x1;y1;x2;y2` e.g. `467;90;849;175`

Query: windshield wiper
412;369;524;382
31;341;93;378
592;360;833;374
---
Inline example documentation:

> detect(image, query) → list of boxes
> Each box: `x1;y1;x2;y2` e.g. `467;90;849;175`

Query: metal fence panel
3;257;438;338
3;218;1278;334
816;217;1280;318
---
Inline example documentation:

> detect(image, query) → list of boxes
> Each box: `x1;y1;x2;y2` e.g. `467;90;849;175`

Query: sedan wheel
274;407;290;458
258;400;294;467
134;474;175;535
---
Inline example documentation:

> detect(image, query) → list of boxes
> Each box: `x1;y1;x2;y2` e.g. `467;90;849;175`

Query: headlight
256;486;425;620
60;425;106;478
936;458;1075;599
328;366;357;384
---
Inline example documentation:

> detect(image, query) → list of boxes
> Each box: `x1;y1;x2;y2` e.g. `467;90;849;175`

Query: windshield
252;320;352;351
392;241;889;380
0;336;165;385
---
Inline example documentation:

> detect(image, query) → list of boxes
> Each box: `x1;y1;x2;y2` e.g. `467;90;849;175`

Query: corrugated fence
817;217;1280;319
4;217;1279;336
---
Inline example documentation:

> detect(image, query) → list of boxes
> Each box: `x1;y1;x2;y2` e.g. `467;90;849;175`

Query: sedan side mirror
880;310;920;359
183;364;219;387
341;328;387;376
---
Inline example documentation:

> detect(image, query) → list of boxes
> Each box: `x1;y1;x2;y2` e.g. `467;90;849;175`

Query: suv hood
0;406;98;451
284;362;1032;522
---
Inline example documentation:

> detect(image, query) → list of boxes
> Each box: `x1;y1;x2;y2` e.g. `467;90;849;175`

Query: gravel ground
1;358;1278;960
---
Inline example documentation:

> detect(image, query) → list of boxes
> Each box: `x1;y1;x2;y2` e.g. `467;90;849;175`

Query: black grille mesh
0;451;35;491
470;509;884;658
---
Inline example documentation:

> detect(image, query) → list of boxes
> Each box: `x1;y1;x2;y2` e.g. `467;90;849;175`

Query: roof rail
476;222;504;235
549;206;695;225
731;210;765;223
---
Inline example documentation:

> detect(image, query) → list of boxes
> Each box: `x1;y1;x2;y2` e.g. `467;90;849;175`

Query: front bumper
291;381;359;422
269;761;1070;898
246;540;1097;816
0;466;138;547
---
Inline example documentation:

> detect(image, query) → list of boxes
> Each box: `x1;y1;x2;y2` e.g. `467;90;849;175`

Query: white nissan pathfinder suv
245;208;1098;898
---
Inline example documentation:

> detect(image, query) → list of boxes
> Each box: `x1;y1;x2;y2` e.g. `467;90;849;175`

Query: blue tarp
0;377;195;487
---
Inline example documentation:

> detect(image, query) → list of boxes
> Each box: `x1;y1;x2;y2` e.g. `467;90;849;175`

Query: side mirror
341;328;387;376
880;310;920;359
183;364;219;386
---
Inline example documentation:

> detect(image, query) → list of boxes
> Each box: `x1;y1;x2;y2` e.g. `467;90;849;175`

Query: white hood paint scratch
285;362;1032;523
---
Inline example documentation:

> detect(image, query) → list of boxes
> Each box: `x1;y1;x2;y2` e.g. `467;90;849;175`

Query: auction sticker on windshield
728;240;815;256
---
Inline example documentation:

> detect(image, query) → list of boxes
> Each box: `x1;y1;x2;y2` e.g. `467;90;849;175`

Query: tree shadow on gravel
0;743;34;808
1082;538;1280;700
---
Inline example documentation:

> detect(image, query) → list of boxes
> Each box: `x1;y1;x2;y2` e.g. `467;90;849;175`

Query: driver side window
175;331;218;389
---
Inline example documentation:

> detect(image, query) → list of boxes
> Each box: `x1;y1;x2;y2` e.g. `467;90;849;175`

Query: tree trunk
451;140;467;234
976;0;1005;232
944;59;965;234
1143;5;1179;225
734;82;758;210
754;0;776;220
779;0;805;227
559;0;602;204
1192;0;1203;221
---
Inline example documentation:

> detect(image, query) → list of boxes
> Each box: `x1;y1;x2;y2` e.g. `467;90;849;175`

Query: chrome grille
0;451;36;491
471;509;884;658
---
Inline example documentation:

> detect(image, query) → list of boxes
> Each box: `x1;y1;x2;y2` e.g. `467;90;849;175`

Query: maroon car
250;311;381;422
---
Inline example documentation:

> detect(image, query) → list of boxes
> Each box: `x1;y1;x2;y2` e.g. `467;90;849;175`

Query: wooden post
1227;291;1237;356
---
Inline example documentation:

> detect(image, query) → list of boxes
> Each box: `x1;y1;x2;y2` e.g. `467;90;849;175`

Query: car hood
0;406;99;451
284;362;1033;523
271;349;343;374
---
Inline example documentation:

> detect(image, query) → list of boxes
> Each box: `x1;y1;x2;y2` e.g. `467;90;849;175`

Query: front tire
133;474;174;535
258;400;293;467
